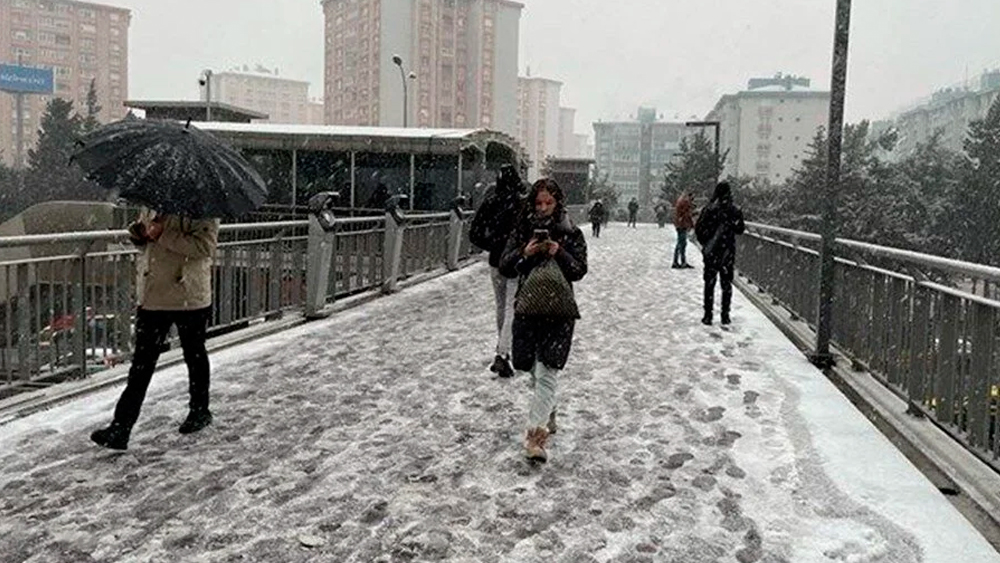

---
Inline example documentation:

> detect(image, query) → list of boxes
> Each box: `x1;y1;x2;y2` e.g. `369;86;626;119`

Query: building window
13;29;34;42
80;23;97;34
110;12;121;22
110;27;121;37
55;34;71;45
78;8;96;19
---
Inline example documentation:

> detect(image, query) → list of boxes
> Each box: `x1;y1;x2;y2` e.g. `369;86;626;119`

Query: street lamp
198;69;213;121
812;0;853;368
391;55;416;127
684;120;721;168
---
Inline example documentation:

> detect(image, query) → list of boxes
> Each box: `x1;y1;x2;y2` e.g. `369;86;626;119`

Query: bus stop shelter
197;123;527;211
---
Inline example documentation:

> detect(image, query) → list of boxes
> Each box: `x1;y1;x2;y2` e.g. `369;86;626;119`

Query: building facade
516;76;560;180
593;108;689;208
0;0;130;167
322;0;521;136
890;70;1000;159
202;68;325;125
706;74;829;184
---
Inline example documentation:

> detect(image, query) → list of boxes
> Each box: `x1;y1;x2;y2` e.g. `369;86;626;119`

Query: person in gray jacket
91;210;220;450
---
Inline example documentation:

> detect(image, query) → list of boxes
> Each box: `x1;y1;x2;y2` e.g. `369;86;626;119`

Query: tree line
0;79;106;222
660;94;1000;265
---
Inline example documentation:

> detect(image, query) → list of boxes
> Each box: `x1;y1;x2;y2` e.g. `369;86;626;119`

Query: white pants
522;362;558;429
491;267;518;357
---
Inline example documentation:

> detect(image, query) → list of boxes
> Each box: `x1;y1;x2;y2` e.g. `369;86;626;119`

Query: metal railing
738;222;1000;471
0;208;479;398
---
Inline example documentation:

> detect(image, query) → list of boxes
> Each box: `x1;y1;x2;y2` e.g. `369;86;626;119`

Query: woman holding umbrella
75;119;267;450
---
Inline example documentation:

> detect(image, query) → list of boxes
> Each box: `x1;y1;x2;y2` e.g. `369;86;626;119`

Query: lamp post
199;69;213;121
391;55;416;127
812;0;853;368
684;120;721;171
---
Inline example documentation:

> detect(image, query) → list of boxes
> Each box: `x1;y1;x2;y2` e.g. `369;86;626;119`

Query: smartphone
533;229;550;241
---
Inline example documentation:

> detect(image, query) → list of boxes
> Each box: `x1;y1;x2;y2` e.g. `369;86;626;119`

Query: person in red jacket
672;192;695;269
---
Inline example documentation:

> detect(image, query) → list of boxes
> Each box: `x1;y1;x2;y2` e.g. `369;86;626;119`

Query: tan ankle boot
525;427;549;462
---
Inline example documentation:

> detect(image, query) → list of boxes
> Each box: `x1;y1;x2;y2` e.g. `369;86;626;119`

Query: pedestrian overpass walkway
0;225;996;563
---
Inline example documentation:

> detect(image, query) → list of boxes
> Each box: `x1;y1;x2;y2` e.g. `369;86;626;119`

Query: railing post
15;263;30;380
73;249;88;378
382;197;407;294
447;196;467;271
304;192;340;319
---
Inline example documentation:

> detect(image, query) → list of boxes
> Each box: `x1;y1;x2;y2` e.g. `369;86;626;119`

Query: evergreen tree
24;98;101;206
661;131;726;204
955;94;1000;264
588;167;620;211
81;79;102;133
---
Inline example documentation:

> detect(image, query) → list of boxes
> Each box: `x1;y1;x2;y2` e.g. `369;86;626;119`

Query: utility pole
14;53;25;169
812;0;853;368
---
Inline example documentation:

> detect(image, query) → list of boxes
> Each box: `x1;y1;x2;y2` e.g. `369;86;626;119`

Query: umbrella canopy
73;119;268;219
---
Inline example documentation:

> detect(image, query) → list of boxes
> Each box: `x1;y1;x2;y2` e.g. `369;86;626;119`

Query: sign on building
0;64;55;94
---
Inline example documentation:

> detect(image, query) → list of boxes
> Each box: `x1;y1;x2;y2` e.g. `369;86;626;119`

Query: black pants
628;213;637;228
703;260;735;318
591;221;601;238
113;307;212;429
512;315;576;372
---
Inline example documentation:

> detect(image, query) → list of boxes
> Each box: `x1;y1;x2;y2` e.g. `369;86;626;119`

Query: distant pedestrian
672;191;695;269
91;210;220;450
627;198;639;228
695;182;745;326
469;164;524;379
500;178;588;463
589;199;606;238
654;202;668;228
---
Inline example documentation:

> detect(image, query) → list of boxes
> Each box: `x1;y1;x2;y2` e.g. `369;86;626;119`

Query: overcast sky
118;0;1000;136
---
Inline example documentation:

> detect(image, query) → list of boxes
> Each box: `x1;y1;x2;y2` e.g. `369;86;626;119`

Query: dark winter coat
628;200;639;214
469;183;523;268
499;207;588;371
673;194;695;230
695;193;745;267
589;202;605;224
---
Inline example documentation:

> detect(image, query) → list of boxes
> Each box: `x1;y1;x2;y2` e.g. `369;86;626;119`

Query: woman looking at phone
500;178;588;463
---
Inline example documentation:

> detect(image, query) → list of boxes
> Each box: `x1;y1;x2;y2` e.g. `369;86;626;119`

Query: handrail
746;221;1000;284
0;220;311;249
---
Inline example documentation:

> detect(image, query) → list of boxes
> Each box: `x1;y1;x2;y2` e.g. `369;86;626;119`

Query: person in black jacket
469;164;524;378
695;181;746;326
627;198;639;228
588;199;605;238
500;178;588;463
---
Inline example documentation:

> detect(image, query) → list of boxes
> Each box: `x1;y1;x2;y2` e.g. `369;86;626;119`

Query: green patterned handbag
515;258;581;318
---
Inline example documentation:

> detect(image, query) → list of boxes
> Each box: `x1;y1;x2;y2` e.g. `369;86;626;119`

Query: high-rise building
594;108;690;207
322;0;521;135
516;76;560;180
558;106;579;157
202;67;324;125
889;69;1000;159
0;0;130;167
706;74;830;184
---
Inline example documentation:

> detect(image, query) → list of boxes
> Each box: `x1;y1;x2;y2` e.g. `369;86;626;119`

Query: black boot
496;355;515;379
179;409;213;434
702;313;713;326
91;422;131;450
721;313;732;326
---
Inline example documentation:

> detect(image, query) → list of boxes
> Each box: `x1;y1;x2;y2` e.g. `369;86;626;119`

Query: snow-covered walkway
1;224;997;563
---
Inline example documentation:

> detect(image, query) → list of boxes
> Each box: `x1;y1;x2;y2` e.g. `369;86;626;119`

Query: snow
0;224;997;562
196;121;491;141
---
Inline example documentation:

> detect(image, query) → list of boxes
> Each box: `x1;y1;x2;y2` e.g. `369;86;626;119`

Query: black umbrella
72;119;268;219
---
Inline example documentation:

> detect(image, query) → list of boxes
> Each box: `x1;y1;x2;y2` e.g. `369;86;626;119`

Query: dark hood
712;182;732;204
